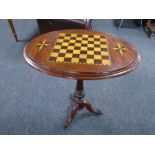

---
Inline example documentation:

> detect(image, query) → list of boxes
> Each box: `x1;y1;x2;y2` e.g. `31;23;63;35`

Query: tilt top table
23;29;141;128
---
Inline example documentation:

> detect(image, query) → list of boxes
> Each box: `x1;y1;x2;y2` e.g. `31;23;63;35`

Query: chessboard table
23;29;141;128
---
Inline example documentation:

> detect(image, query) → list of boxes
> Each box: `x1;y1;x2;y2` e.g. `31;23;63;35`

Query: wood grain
23;29;141;80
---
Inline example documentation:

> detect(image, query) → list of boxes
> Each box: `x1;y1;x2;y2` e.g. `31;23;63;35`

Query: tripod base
64;80;102;128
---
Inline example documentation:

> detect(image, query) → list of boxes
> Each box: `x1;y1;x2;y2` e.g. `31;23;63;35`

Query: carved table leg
64;103;79;128
64;80;102;128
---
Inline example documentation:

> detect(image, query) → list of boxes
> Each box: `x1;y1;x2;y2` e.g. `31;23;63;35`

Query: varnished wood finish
23;29;141;128
23;29;141;80
64;80;102;128
64;100;102;128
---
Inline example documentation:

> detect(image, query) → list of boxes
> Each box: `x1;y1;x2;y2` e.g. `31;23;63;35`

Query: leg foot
64;103;79;128
84;100;103;115
64;100;102;128
64;80;102;128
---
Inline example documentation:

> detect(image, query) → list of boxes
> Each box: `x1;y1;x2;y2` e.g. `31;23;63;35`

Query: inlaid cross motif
36;39;49;51
113;42;127;56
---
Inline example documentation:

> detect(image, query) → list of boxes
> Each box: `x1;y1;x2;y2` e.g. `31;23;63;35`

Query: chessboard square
88;41;94;44
71;58;79;63
70;39;76;43
81;43;87;47
73;54;80;58
94;59;102;64
76;37;82;41
87;55;94;59
81;47;87;51
70;37;76;40
56;57;64;62
66;50;73;53
59;49;67;53
58;53;65;57
64;36;70;40
63;39;70;43
68;43;75;46
81;51;87;54
59;33;66;37
54;45;61;49
74;46;80;50
79;58;86;63
101;44;108;48
88;34;94;38
87;51;94;55
50;52;58;57
102;60;111;65
67;46;74;50
87;44;94;48
77;34;82;37
101;51;109;56
83;34;88;38
86;59;94;64
94;55;102;59
76;40;82;43
62;42;69;46
94;38;100;41
94;51;101;55
49;57;57;61
75;43;81;47
71;34;77;37
94;41;101;44
94;47;101;51
102;55;109;59
94;44;100;47
73;50;80;54
82;38;88;41
101;48;108;51
64;57;72;62
65;53;73;58
61;46;68;49
88;38;94;41
94;35;101;38
79;54;87;59
81;40;88;44
57;39;63;43
66;33;71;36
87;47;94;51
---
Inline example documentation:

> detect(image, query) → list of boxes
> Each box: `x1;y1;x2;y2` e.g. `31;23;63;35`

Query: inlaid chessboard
48;33;111;65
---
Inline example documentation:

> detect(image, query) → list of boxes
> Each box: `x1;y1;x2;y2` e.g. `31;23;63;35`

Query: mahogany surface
23;29;141;128
23;29;141;80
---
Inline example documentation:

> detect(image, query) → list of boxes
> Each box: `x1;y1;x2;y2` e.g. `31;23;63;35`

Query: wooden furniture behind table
37;19;92;34
23;29;141;128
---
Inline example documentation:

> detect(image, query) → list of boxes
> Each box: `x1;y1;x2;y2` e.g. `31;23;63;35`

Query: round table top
23;29;141;80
